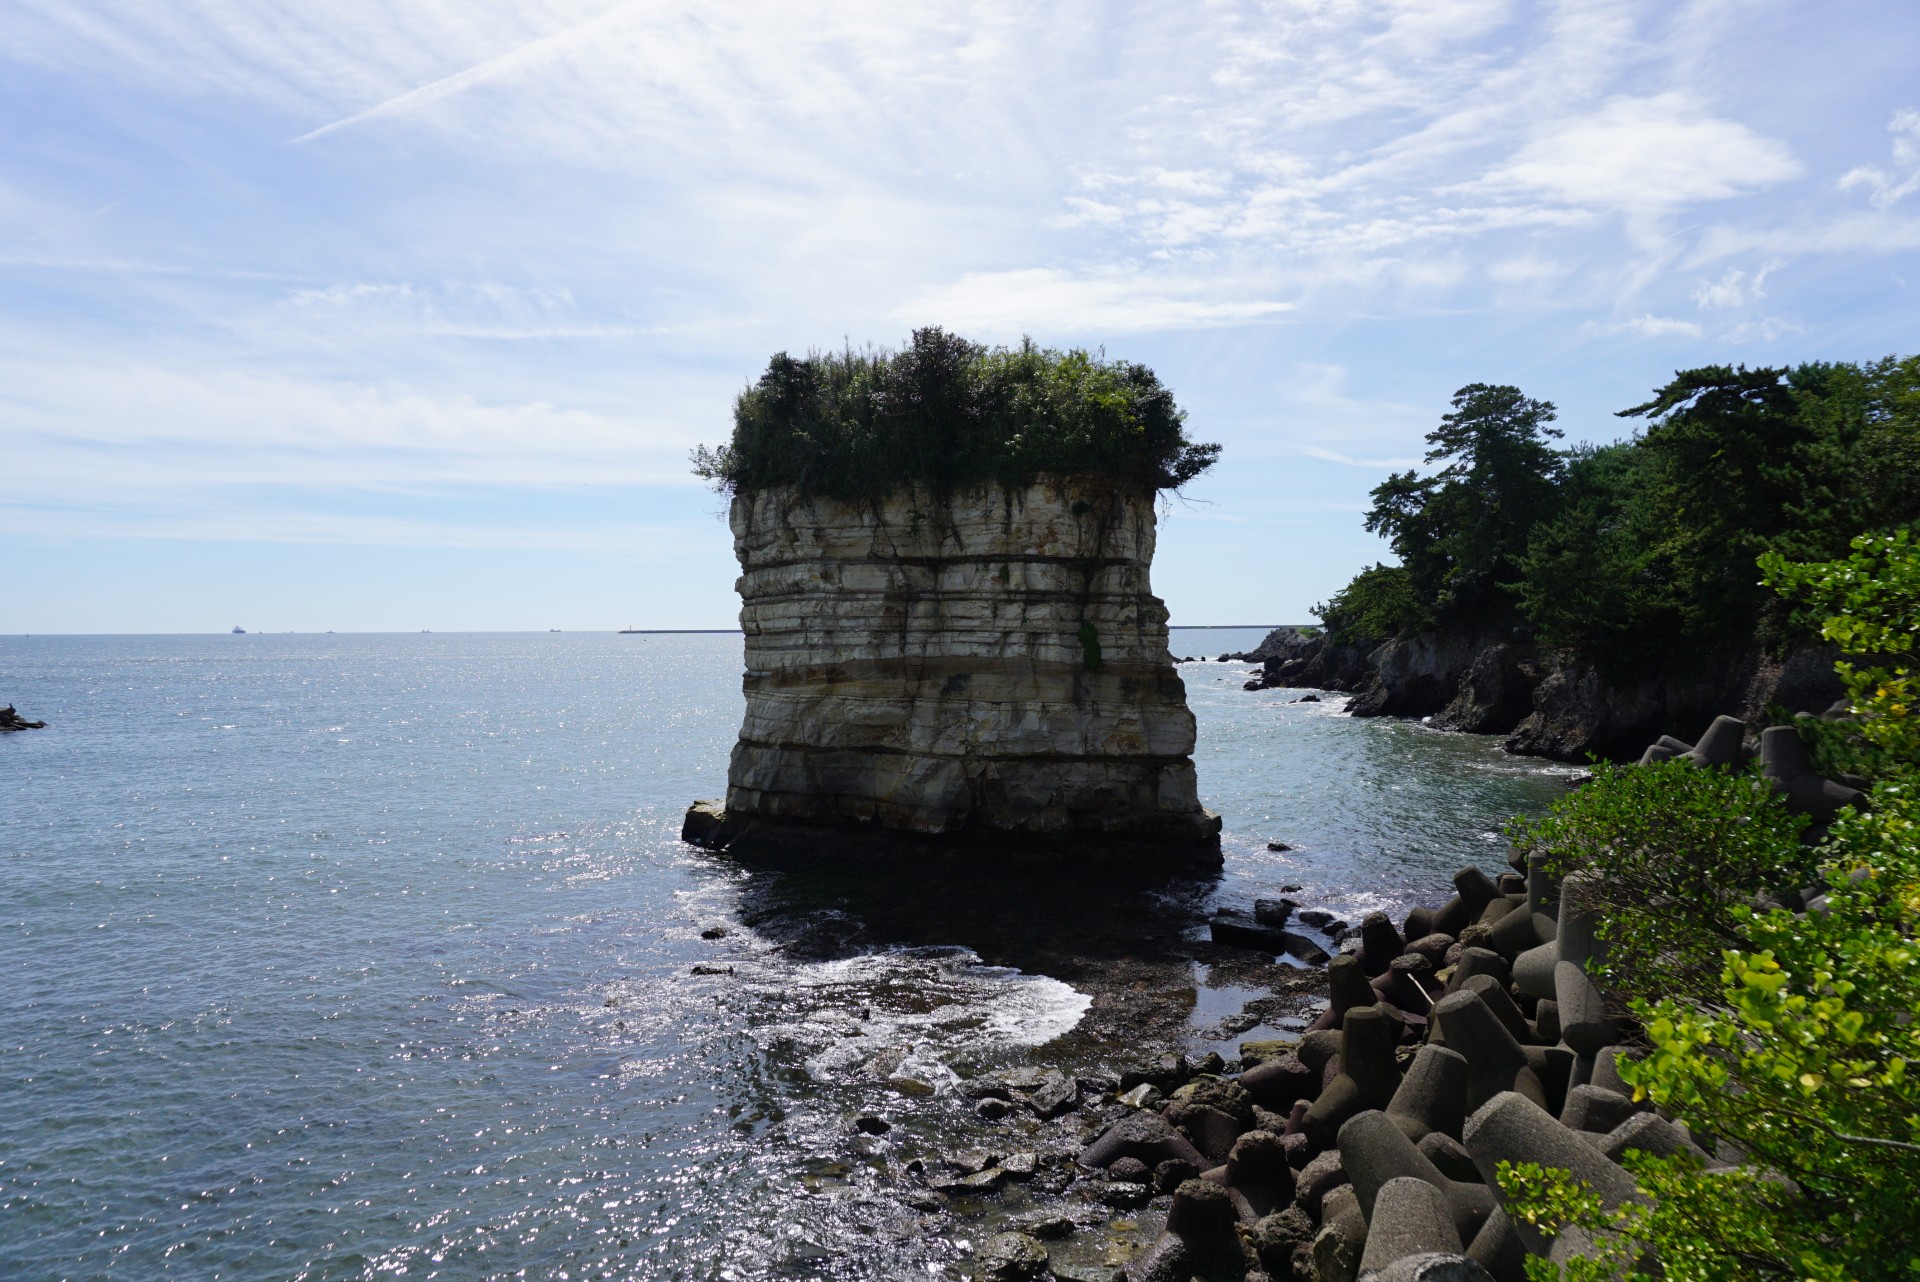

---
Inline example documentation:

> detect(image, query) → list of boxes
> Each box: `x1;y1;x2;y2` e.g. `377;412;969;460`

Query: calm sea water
0;631;1567;1281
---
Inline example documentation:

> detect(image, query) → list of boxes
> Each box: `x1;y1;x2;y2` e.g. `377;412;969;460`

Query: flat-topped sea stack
680;328;1222;866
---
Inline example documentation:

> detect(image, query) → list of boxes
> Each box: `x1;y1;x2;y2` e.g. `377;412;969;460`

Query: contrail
289;1;646;144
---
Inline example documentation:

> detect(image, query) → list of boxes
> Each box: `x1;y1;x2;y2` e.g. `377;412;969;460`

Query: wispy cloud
1;0;1916;620
1489;93;1801;211
0;358;701;502
1583;314;1705;339
266;281;637;342
1839;108;1920;209
1300;446;1423;470
896;268;1294;336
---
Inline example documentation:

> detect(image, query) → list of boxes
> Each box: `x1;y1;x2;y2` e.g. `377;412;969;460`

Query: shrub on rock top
691;327;1220;499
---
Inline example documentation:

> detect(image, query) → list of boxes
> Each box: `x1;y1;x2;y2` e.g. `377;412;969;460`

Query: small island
682;329;1223;865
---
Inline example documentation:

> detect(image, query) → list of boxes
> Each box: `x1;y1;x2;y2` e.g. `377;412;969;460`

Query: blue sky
4;1;1918;633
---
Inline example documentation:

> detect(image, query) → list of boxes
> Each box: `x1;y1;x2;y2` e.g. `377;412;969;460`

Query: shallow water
0;631;1566;1280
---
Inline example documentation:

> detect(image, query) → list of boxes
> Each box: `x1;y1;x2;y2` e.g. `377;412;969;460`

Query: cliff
688;477;1221;863
1250;626;1843;762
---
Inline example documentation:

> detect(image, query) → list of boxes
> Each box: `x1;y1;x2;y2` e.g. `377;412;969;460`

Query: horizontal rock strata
702;478;1219;859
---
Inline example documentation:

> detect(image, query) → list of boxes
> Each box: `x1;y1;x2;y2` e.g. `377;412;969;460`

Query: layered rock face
715;477;1219;857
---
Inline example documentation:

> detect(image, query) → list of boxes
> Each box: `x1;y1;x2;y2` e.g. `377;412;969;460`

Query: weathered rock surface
693;479;1220;858
1247;622;1843;764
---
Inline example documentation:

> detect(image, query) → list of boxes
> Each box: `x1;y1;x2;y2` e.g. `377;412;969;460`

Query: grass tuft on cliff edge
692;327;1220;500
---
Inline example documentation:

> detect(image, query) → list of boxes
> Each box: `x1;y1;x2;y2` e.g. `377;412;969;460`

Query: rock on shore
691;478;1221;861
1243;626;1843;763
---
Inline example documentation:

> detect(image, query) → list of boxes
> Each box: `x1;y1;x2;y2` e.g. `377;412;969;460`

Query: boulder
1225;1129;1297;1216
680;800;731;848
1211;909;1294;953
971;1232;1050;1282
1250;1206;1316;1275
1294;1148;1350;1219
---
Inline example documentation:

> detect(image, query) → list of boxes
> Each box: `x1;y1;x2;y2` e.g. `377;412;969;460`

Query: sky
3;0;1918;633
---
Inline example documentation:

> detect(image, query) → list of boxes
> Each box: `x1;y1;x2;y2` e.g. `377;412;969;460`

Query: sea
0;630;1570;1281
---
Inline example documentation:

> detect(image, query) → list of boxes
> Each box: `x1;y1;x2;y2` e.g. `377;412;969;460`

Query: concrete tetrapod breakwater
681;477;1221;866
1049;713;1859;1281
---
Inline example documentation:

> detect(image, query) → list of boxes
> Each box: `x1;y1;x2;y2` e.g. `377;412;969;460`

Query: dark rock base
681;801;1225;873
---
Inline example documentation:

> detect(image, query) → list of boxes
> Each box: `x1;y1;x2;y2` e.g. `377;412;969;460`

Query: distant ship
231;625;246;634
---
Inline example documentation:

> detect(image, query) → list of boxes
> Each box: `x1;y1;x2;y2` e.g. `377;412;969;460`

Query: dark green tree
693;329;1219;499
1618;364;1861;649
1364;383;1564;619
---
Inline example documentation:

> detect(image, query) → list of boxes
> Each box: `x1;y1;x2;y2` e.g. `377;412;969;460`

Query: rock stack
683;478;1221;864
1065;714;1859;1280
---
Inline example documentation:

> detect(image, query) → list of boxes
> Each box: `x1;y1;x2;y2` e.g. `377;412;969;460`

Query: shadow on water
715;853;1330;1062
729;856;1216;973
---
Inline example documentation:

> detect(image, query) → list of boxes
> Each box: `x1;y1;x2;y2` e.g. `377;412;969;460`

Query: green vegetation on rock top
692;327;1220;500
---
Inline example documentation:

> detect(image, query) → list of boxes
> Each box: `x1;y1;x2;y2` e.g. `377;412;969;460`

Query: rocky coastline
695;710;1860;1281
1236;626;1844;763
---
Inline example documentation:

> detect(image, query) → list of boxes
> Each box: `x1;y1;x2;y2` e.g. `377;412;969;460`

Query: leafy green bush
1762;527;1920;770
691;328;1220;499
1500;532;1920;1282
1312;563;1427;646
1502;783;1920;1280
1507;759;1816;1010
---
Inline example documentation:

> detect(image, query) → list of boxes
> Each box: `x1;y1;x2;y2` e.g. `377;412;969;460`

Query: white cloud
1487;255;1568;283
1583;314;1704;339
0;359;702;502
1839;108;1920;209
267;281;635;342
1722;314;1805;343
1692;261;1776;309
1492;93;1801;210
895;268;1295;337
1300;446;1423;469
1691;211;1920;261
